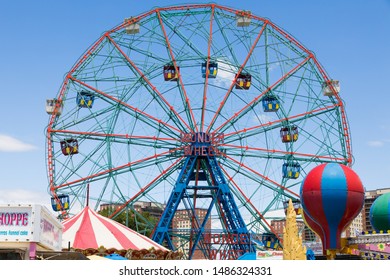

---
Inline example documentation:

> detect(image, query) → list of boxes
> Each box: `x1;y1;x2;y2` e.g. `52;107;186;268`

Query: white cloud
367;140;385;147
268;62;281;72
0;189;52;210
214;60;237;88
251;114;275;125
0;134;37;152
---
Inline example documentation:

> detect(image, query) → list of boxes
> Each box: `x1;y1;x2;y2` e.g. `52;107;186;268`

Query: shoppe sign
0;206;33;241
0;204;62;251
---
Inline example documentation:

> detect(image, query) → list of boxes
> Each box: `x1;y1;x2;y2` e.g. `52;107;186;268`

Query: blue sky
0;0;389;208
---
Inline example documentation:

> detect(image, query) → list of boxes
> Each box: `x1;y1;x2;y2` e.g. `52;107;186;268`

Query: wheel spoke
223;154;299;197
200;5;215;132
206;22;268;133
219;164;281;238
212;55;311;134
156;9;197;132
70;76;182;137
106;34;192;133
108;157;183;218
54;150;179;190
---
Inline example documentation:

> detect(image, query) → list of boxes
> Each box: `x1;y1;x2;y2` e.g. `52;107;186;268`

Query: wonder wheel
46;4;352;259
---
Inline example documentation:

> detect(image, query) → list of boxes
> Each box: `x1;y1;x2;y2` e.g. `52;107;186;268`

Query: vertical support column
152;157;197;248
153;151;255;259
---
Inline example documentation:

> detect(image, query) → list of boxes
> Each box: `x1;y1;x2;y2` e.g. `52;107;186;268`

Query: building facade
270;218;309;243
172;208;211;259
362;188;390;232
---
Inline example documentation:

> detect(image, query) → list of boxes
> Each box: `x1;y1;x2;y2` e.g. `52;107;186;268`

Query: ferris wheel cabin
164;64;180;81
201;61;218;78
236;10;251;27
322;80;340;96
235;73;251;90
282;162;301;179
60;138;79;156
51;194;70;211
77;91;95;108
280;126;299;143
262;96;280;112
260;233;281;249
124;18;140;34
45;99;63;116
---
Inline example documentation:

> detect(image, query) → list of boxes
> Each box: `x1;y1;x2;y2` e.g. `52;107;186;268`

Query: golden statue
283;199;307;260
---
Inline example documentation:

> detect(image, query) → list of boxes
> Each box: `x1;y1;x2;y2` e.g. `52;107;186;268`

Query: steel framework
46;4;352;259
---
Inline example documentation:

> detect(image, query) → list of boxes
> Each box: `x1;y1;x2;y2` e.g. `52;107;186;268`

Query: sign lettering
0;212;29;226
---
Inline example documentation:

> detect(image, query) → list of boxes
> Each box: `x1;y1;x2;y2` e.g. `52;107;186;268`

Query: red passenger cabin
60;139;79;156
280;126;298;143
235;73;251;90
163;65;179;81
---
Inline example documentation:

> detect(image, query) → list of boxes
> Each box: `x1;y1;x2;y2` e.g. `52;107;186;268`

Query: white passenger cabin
46;99;63;116
236;11;251;27
124;17;140;34
322;80;340;96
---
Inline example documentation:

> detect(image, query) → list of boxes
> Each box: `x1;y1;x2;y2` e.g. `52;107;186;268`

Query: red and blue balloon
300;163;365;250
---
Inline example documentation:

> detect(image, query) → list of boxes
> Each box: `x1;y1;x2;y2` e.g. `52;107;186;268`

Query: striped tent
62;206;167;251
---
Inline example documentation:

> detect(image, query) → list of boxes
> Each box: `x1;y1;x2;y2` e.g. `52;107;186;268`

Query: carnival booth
0;204;63;260
62;206;180;259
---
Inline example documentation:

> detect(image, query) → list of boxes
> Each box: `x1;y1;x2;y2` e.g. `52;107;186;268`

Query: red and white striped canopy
62;206;167;251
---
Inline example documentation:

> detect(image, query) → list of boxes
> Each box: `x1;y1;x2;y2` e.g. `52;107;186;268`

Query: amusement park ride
44;4;389;260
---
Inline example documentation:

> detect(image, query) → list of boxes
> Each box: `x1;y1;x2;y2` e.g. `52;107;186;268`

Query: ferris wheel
46;4;351;259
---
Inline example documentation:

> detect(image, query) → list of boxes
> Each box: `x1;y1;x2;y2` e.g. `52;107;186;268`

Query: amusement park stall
0;204;62;260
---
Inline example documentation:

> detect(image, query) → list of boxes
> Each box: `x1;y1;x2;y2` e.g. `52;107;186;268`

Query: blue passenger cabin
77;91;95;108
282;162;301;179
163;64;179;81
60;138;79;156
235;73;251;90
51;194;70;211
260;233;281;249
280;126;298;143
262;96;280;112
201;61;218;78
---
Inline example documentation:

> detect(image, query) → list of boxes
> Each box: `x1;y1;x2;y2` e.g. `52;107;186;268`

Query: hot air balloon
301;210;325;255
369;192;390;232
300;163;364;257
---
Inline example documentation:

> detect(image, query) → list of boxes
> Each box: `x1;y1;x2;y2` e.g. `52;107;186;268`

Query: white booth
0;204;62;260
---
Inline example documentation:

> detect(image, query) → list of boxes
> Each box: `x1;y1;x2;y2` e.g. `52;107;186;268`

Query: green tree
99;207;158;237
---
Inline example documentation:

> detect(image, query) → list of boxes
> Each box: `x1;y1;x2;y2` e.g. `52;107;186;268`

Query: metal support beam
152;152;255;259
